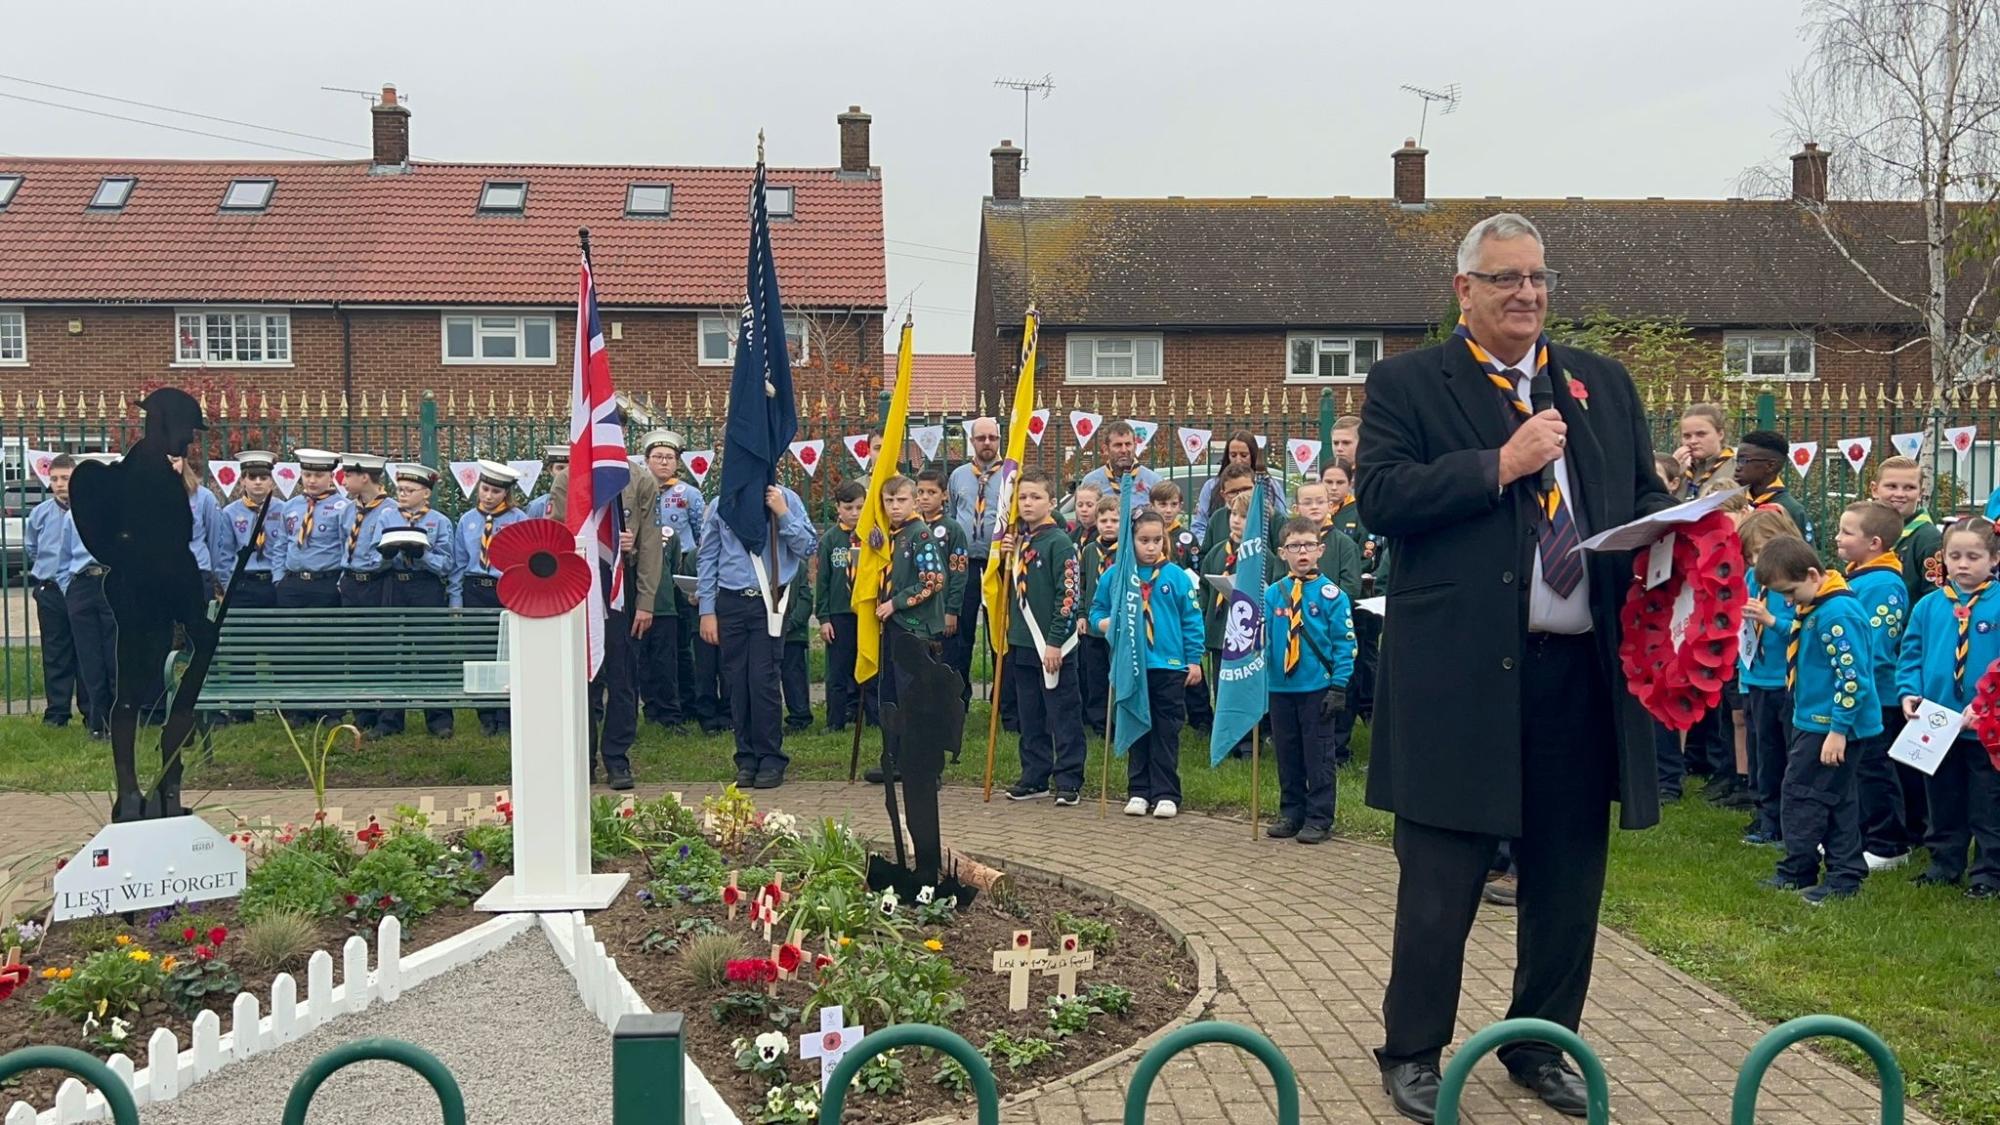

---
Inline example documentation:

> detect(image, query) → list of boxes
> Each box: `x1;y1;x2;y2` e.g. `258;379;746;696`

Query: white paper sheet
1574;487;1745;553
1356;596;1386;618
1889;699;1966;777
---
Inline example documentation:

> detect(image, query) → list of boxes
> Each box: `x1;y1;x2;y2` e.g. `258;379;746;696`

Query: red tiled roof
0;158;884;308
889;352;976;412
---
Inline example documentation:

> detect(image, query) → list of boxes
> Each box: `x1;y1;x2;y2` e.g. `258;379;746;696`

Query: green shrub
647;836;727;905
808;936;965;1027
238;910;320;971
984;1030;1059;1071
627;793;702;846
1083;981;1133;1016
37;947;163;1020
240;846;344;922
336;834;484;928
1052;910;1116;952
160;950;243;1017
459;823;513;872
782;868;898;941
591;796;641;860
763;818;867;886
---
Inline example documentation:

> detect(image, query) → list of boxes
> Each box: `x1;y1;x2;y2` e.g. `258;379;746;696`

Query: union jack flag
566;245;629;678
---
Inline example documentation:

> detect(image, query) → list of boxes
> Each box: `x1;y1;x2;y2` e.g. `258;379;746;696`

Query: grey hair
1456;213;1544;274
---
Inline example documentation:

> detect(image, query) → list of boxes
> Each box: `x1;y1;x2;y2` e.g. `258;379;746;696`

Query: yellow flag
851;317;914;684
980;308;1039;658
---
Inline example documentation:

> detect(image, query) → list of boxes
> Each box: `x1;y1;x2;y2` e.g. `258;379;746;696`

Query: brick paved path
0;783;1918;1125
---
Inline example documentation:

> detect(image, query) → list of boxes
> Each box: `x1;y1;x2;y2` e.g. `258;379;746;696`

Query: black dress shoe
1381;1062;1440;1124
863;765;900;785
1510;1059;1589;1118
607;766;635;791
734;768;757;787
752;769;785;789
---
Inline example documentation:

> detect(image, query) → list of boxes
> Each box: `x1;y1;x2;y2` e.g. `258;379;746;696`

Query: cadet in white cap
334;452;396;732
367;463;457;740
213;451;285;607
638;429;703;732
278;449;348;611
454;460;526;736
526;444;568;520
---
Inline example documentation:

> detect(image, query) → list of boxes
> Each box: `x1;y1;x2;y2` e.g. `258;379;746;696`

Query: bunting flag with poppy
981;307;1039;661
851;317;915;685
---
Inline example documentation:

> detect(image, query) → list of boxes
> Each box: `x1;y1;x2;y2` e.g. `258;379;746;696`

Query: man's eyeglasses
1465;269;1561;293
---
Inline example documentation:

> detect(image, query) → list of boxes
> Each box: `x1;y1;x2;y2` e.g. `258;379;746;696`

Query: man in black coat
1356;213;1675;1123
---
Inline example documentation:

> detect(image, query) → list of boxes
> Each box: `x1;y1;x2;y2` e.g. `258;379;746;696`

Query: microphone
1529;369;1558;499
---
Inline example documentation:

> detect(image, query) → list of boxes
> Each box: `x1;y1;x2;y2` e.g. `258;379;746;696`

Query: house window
1724;332;1815;381
221;179;275;211
1065;335;1164;383
478;181;527;212
1286;334;1381;382
442;313;557;364
90;177;135;210
0;309;24;364
766;186;794;219
626;183;672;217
174;310;291;365
0;175;20;210
697;314;810;366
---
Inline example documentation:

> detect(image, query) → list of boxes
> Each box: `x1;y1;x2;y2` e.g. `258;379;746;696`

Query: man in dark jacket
1356;213;1676;1123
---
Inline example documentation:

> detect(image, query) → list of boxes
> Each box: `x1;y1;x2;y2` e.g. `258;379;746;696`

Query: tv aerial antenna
1399;83;1460;145
994;74;1055;172
320;85;407;105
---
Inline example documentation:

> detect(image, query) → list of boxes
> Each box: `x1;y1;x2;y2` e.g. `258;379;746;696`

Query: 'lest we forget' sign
51;817;247;922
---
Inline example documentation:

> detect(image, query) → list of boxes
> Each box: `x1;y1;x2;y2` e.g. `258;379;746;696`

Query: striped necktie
245;498;266;555
350;495;385;554
296;492;324;548
1284;574;1316;674
1785;616;1803;691
1787;572;1854;690
1138;565;1159;645
479;502;510;569
971;463;996;533
1454;321;1582;597
1947;580;1992;693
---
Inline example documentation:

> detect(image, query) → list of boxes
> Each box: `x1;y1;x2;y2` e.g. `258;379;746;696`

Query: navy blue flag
718;160;798;556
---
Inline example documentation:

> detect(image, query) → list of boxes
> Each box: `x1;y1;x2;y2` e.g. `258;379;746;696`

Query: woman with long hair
1192;430;1288;541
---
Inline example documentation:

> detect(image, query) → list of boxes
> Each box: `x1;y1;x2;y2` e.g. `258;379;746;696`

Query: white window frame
1285;333;1381;384
1723;331;1816;382
478;181;527;212
173;308;292;367
1064;334;1165;385
697;313;811;366
766;186;795;219
90;177;135;210
221;179;275;211
625;183;672;217
0;175;20;210
440;312;558;366
0;308;24;366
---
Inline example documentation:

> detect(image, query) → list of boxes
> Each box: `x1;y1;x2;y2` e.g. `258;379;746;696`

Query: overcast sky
4;0;1816;350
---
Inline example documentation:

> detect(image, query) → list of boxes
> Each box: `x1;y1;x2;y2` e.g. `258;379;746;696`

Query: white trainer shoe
1153;799;1179;820
1123;797;1149;816
1864;850;1910;872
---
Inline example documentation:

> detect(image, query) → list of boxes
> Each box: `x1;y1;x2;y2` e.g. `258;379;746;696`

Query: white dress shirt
1499;351;1592;634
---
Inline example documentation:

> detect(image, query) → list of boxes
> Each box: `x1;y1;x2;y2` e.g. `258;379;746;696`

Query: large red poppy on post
491;518;590;618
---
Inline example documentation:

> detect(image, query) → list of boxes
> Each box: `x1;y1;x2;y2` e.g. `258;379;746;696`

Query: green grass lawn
1;711;1994;1121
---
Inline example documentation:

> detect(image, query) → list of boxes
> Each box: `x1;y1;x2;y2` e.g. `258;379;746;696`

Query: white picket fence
5;912;535;1125
537;912;738;1125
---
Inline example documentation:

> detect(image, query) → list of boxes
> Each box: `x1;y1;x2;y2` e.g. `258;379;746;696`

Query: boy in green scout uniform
1004;469;1086;803
816;480;866;732
781;557;814;732
874;475;947;783
916;468;972;666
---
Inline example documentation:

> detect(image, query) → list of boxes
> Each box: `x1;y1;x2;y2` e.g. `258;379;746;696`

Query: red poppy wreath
491;518;591;618
1617;510;1747;731
1970;659;2000;769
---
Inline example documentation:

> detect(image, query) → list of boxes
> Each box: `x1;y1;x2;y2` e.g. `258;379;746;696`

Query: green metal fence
7;380;2000;714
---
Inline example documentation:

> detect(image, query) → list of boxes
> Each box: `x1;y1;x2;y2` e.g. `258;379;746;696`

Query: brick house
970;138;1947;417
0;90;886;415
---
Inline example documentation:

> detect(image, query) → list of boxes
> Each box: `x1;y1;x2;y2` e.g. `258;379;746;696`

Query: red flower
183;927;198;943
343;893;360;907
378;894;395;909
813;954;833;972
491;518;591;618
776;944;803;973
1568;377;1590;404
355;822;385;849
1063;936;1078;952
762;882;784;905
721;885;742;906
1015;932;1030;948
194;945;213;961
724;958;780;984
207;926;228;946
620;806;635;819
313;810;328;823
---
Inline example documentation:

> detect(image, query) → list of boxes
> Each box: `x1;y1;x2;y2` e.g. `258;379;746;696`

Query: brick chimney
371;85;411;171
1392;138;1428;206
1791;141;1830;204
991;140;1022;202
837;105;872;176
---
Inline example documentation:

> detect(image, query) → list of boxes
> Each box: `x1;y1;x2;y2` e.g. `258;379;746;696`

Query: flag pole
981;582;1011;802
848;699;865;783
1249;726;1262;840
1099;685;1115;818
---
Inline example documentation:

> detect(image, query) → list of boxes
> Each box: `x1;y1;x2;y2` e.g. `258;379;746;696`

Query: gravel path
140;931;613;1125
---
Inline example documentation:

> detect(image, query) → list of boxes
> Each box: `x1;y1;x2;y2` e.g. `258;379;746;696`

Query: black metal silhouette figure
868;629;977;907
68;389;215;821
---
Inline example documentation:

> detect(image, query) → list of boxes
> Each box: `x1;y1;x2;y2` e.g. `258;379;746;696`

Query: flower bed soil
589;852;1199;1124
0;894;499;1110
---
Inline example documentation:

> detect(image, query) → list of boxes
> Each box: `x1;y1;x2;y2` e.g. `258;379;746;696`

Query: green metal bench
196;606;503;726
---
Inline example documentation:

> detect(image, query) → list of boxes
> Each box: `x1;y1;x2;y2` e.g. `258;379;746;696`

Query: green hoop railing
1732;1015;1904;1125
1435;1018;1612;1125
1122;1021;1299;1125
0;1046;139;1125
818;1024;999;1125
280;1038;466;1125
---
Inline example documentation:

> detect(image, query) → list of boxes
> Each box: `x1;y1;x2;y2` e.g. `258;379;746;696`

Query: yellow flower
127;949;152;963
94;999;107;1017
57;967;74;980
40;968;57;979
837;936;852;947
114;935;132;946
161;956;178;972
923;939;943;952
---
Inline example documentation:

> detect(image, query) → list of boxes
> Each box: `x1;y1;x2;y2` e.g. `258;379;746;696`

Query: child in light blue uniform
1735;509;1801;845
1264;515;1355;845
1091;508;1203;820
